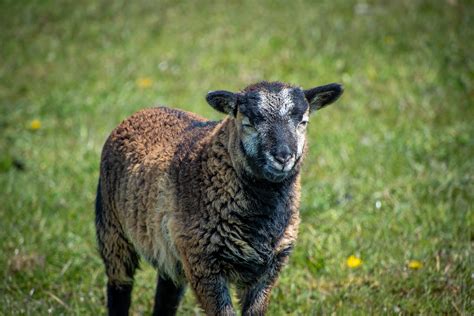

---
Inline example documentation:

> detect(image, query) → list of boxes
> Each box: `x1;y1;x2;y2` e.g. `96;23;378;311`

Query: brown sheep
95;81;343;316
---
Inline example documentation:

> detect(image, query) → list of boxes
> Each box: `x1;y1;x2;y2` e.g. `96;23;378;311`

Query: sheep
95;81;343;316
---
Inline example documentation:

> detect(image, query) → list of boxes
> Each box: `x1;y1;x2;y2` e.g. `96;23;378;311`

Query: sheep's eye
242;124;256;132
298;120;309;128
242;118;256;130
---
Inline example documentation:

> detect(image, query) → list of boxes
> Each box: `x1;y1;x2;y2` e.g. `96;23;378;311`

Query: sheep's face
235;87;309;182
207;81;343;183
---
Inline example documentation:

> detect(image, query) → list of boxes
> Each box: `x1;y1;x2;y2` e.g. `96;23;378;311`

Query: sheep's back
99;106;209;278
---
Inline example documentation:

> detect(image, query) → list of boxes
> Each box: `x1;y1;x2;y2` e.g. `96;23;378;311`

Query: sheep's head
206;81;343;183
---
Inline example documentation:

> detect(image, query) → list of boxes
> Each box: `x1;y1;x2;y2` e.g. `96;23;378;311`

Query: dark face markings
236;83;309;183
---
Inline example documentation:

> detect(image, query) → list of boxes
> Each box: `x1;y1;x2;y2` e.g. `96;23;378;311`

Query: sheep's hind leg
96;184;139;316
97;222;139;316
152;274;185;316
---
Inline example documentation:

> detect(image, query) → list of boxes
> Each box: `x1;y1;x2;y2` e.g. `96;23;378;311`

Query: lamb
95;81;343;316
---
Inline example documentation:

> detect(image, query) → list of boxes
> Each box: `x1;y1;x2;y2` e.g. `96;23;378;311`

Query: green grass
1;0;473;314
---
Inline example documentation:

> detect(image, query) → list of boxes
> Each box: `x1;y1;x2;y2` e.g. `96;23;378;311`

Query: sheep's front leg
152;274;186;316
189;274;235;316
239;256;288;316
239;281;275;316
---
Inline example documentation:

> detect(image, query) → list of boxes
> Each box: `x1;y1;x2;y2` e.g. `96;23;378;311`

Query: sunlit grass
1;0;472;314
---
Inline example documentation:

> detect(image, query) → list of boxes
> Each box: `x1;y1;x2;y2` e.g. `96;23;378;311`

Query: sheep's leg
238;282;275;316
152;274;185;316
96;183;139;316
188;273;235;316
106;282;134;316
97;224;139;316
97;225;139;316
238;257;287;316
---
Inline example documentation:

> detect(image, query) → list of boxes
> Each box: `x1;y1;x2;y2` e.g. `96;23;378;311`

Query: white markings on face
302;113;309;121
241;116;251;126
265;151;296;172
296;112;309;157
258;88;295;117
240;87;309;178
241;115;259;157
257;92;271;114
296;132;305;158
279;88;294;116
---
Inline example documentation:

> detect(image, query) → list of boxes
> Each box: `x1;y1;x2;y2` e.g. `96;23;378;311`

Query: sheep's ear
206;90;238;116
304;83;344;112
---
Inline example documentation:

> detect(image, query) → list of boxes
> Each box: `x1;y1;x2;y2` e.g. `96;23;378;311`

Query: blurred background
1;0;472;314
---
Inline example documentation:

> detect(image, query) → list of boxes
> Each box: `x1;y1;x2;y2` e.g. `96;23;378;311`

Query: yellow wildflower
408;260;423;270
346;255;362;268
136;77;153;88
30;119;41;130
367;66;377;80
384;36;395;45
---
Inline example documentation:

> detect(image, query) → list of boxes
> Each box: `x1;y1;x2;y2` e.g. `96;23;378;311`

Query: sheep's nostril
273;145;292;164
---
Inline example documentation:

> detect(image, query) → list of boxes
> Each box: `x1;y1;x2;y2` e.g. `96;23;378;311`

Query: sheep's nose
273;145;292;164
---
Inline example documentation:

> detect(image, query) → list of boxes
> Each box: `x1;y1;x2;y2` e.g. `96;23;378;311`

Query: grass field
1;0;473;314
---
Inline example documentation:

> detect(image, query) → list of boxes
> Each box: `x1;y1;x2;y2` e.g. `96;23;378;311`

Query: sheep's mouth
240;143;296;182
262;163;292;182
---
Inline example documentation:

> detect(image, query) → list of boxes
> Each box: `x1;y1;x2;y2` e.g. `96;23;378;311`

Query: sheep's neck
205;119;297;212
